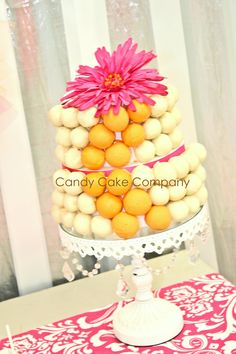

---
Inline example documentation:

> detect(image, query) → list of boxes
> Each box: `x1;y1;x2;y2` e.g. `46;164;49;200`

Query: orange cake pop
82;172;106;197
89;124;115;149
121;123;145;147
123;188;152;216
105;141;131;167
112;212;139;239
127;100;151;123
81;146;105;170
102;107;129;132
106;169;132;196
145;205;171;230
96;192;123;219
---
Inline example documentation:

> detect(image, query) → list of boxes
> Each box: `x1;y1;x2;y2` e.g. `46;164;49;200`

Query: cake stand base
113;297;183;346
112;257;184;346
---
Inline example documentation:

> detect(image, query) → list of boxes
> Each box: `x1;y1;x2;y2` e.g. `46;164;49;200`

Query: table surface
0;250;214;339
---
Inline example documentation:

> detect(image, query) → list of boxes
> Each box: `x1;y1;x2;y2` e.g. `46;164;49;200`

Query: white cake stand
59;205;209;346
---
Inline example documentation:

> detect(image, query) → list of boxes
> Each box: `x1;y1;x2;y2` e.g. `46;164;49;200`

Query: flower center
104;73;124;89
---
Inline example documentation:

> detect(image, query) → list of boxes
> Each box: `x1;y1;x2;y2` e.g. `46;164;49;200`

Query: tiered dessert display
49;39;209;346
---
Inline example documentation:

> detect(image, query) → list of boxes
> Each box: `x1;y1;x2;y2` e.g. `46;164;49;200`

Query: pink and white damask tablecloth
1;273;236;354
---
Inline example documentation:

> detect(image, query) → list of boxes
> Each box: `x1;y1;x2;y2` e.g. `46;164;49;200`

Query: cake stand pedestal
59;205;209;346
113;256;183;346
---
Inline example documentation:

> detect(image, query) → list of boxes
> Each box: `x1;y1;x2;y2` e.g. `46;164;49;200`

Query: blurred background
1;0;235;301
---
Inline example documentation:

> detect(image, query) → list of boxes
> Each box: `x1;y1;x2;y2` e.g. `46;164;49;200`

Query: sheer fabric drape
181;0;236;284
0;4;19;300
0;189;18;300
6;0;70;286
106;0;155;52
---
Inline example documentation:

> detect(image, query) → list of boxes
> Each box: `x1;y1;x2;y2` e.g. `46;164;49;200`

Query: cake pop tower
49;39;207;240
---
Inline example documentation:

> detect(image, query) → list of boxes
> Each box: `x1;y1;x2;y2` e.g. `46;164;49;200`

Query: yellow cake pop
102;107;129;132
81;172;106;197
96;192;122;219
123;188;152;216
127;100;151;123
106;169;132;196
89;124;115;149
81;146;105;170
122;123;145;147
145;205;171;230
112;212;139;239
105;141;131;167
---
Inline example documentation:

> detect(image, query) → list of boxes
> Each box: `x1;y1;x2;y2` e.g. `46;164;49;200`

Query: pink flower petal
61;38;167;116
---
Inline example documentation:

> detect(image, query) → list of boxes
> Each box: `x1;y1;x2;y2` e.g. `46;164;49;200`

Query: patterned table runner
1;273;236;353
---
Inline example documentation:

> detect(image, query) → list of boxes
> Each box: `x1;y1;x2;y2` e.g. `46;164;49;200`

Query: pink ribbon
62;144;185;176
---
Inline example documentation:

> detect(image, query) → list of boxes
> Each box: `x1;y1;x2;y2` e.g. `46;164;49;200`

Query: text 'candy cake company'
49;39;207;240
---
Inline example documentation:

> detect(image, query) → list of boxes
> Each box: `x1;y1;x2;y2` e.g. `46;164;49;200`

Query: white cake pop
185;173;202;195
195;185;208;205
64;194;78;212
53;169;70;192
64;148;82;169
153;134;173;156
91;215;113;238
184;196;200;214
132;165;155;190
182;150;200;171
51;205;65;223
77;193;96;214
150;95;168;118
134;140;156;163
188;143;207;162
77;107;98;128
194;165;206;181
166;84;179;111
149;185;169;205
169;185;186;201
55;145;67;163
62;211;76;228
73;213;92;236
168;200;189;222
159;112;177;134
48;105;63;127
52;190;65;207
56;127;72;147
169;127;183;149
169;155;189;179
143;118;161;139
64;171;85;196
171;106;182;124
71;126;89;148
153;162;177;181
61;107;79;128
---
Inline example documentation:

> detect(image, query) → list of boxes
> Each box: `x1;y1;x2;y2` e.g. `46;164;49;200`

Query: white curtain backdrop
0;189;18;300
181;0;236;284
0;2;19;299
5;0;70;286
106;0;155;52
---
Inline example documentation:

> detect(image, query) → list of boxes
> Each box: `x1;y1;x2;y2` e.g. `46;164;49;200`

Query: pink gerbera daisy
61;38;167;117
